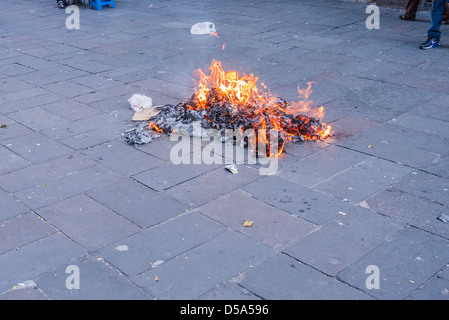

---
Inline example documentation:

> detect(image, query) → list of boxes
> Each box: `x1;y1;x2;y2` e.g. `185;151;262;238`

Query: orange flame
148;122;163;133
193;60;332;148
149;60;332;157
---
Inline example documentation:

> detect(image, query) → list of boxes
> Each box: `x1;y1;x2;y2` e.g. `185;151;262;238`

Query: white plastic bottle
190;22;216;35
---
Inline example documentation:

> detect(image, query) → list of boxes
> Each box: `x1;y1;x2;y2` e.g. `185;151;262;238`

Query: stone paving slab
131;230;271;300
132;161;220;192
2;132;74;164
36;255;150;300
0;152;97;193
13;164;122;210
99;211;226;277
1;0;449;301
337;227;449;300
391;170;449;207
163;165;263;208
0;189;29;221
243;175;354;225
36;194;140;252
198;190;317;249
337;123;449;167
314;156;413;204
278;145;371;188
409;277;449;300
86;178;188;228
239;253;372;300
365;188;449;239
421;153;449;178
0;145;30;175
283;207;404;276
0;213;55;255
0;233;85;294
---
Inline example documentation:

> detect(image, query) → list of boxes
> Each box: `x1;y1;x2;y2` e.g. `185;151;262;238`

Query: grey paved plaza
1;0;449;300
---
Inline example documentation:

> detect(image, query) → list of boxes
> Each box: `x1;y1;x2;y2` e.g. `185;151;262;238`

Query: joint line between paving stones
82;193;145;231
88;252;155;299
52;132;120;152
335;144;425;171
111;222;229;280
403;268;446;300
280;250;376;299
389;185;449;209
130;165;222;194
2;140;73;166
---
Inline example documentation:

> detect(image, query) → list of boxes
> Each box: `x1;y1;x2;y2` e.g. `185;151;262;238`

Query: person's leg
442;0;449;23
420;0;446;48
427;0;446;39
402;0;421;20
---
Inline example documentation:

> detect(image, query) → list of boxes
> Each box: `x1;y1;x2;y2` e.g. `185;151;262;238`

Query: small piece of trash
338;211;347;216
359;200;370;209
190;22;216;35
132;106;162;122
224;164;238;174
13;280;37;290
128;94;153;112
368;145;374;148
1;124;6;128
150;260;164;268
242;219;254;227
154;276;159;282
115;245;129;252
437;214;449;224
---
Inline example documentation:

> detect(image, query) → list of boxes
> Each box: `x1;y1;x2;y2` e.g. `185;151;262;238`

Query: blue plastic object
90;0;115;10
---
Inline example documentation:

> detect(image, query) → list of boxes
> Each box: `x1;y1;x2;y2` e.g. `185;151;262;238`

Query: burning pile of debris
124;60;332;157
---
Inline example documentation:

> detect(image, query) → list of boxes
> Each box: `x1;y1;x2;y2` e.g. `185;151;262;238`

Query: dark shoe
419;38;440;50
399;15;415;21
57;1;65;8
443;20;448;25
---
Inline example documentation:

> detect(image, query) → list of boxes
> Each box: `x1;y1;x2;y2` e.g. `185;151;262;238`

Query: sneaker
57;1;65;8
419;38;440;49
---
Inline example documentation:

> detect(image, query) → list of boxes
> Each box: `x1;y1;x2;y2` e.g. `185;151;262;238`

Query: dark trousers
404;0;449;20
428;0;447;39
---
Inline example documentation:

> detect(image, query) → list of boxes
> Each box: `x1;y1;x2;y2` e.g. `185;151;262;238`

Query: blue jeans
428;0;447;39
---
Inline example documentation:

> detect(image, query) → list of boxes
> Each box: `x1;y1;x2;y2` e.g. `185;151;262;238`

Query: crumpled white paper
128;94;153;112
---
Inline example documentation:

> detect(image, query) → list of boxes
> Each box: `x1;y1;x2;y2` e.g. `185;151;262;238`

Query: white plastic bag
128;94;153;112
190;22;216;35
